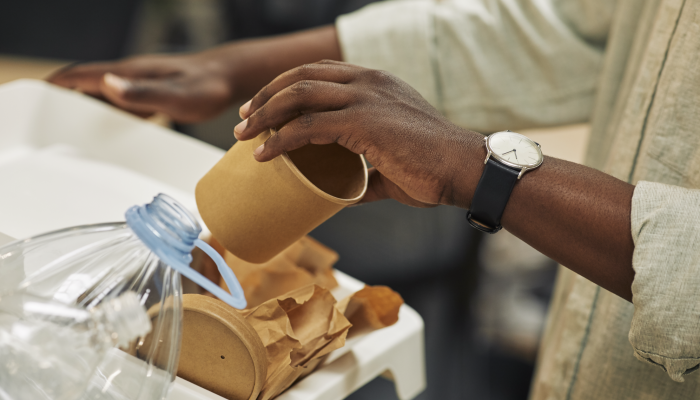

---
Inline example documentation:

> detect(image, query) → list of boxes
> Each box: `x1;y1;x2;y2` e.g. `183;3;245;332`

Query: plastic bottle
0;194;246;400
0;291;150;400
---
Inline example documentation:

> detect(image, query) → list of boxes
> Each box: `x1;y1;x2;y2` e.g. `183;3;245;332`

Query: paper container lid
177;294;267;400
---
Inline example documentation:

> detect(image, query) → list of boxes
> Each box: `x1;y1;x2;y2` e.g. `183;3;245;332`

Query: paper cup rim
280;148;369;206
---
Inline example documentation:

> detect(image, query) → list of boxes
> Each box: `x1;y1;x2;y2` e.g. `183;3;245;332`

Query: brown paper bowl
176;295;267;400
196;129;368;263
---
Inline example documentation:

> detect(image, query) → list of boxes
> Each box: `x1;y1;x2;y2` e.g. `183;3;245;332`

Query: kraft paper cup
195;129;368;264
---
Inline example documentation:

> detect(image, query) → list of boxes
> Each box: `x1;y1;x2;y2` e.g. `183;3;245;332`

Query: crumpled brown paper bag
337;285;404;339
238;284;404;399
191;235;404;399
241;284;351;400
215;236;339;308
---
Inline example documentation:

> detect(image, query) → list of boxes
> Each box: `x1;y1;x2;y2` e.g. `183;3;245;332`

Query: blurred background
0;1;587;399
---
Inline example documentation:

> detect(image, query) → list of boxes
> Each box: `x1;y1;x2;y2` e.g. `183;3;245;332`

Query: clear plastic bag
0;194;246;400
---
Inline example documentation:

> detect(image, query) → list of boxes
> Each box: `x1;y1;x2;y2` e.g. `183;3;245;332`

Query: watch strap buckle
466;211;502;234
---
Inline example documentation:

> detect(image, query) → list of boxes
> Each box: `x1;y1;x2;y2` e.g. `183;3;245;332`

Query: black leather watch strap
466;159;520;233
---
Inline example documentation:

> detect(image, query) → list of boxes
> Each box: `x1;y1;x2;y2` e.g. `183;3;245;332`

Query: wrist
198;43;249;103
438;128;486;209
204;25;343;104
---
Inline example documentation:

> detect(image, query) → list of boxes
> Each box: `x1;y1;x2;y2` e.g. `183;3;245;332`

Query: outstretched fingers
48;61;122;95
99;73;182;114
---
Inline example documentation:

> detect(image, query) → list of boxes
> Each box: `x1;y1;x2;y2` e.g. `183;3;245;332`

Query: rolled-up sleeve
336;0;607;132
630;181;700;382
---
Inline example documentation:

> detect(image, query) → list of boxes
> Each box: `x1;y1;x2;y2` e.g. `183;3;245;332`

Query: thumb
100;73;179;116
359;168;436;208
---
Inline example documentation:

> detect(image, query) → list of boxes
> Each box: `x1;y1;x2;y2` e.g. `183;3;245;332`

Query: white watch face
486;131;543;169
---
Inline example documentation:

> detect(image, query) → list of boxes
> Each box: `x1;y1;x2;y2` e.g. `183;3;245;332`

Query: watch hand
502;150;515;156
513;150;518;160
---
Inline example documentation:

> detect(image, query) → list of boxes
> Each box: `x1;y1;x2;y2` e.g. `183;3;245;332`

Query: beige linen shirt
337;0;700;398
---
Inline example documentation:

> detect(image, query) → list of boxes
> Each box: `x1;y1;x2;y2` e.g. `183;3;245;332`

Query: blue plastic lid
125;194;246;309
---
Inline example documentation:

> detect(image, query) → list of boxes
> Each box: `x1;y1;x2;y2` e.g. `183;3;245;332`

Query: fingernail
253;143;265;157
239;100;252;119
234;119;248;138
103;73;130;94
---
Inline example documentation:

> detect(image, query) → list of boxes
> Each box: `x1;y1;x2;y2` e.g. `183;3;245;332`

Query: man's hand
47;25;343;124
235;60;638;301
234;60;484;208
48;53;234;123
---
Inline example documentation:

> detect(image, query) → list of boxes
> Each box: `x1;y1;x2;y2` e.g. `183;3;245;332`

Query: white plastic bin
0;79;426;400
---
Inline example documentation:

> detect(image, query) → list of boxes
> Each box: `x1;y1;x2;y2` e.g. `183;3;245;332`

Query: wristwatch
466;130;543;233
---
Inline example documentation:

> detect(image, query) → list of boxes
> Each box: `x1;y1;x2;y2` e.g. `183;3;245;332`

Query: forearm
207;25;342;102
449;130;636;301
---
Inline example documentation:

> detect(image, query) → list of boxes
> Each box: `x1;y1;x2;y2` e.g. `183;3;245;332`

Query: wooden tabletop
0;55;70;85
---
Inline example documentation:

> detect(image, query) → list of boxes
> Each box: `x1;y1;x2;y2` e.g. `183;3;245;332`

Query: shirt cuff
336;0;440;109
630;181;700;382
